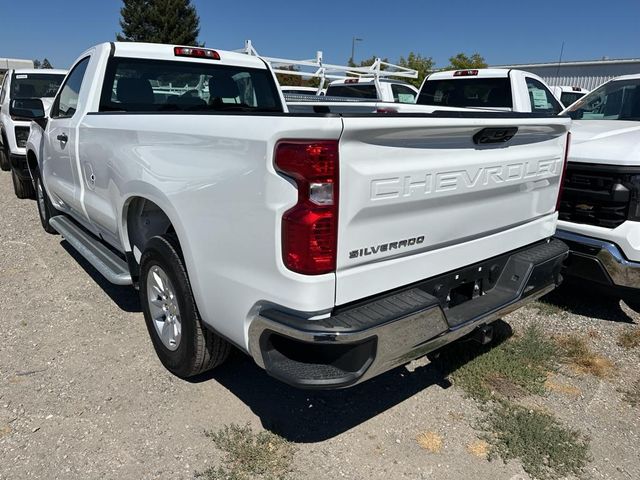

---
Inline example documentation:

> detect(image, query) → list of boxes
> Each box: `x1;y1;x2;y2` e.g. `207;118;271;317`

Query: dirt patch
556;334;615;377
544;376;582;397
620;379;640;407
617;327;640;349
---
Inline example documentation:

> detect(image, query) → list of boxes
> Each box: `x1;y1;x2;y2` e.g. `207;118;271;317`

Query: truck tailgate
336;114;570;304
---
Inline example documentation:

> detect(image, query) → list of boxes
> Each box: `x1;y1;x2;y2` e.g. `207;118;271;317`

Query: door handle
57;133;68;142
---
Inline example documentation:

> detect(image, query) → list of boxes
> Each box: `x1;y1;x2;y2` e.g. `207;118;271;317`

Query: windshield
417;78;512;108
566;79;640;120
11;73;65;98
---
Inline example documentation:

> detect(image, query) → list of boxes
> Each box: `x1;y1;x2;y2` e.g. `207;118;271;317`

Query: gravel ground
1;172;639;480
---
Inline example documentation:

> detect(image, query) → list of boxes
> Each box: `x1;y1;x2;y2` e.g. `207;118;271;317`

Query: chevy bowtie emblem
575;204;593;211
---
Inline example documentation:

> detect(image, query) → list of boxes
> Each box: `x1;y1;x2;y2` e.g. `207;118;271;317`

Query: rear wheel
140;234;230;377
0;140;9;171
11;168;35;199
34;172;60;234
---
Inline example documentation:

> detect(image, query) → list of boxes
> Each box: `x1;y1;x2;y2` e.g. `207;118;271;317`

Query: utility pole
351;37;363;65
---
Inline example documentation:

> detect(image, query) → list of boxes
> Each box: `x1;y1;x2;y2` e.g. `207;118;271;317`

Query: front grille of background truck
559;163;640;229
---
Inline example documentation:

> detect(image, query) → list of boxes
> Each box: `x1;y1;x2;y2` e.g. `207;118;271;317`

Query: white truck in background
554;74;640;301
0;68;66;197
324;77;418;103
417;68;564;114
23;41;571;389
551;86;590;108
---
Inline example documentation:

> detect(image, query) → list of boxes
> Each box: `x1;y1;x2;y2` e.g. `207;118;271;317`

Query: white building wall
494;60;640;90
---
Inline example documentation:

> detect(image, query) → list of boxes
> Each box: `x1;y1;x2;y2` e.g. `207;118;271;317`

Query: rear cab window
525;77;562;114
10;73;65;99
560;92;585;107
325;84;378;99
417;78;513;108
99;58;283;113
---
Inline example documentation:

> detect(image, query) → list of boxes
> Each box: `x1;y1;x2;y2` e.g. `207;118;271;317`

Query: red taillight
453;69;479;77
174;46;220;60
344;78;359;84
275;140;339;275
556;132;571;211
376;107;398;114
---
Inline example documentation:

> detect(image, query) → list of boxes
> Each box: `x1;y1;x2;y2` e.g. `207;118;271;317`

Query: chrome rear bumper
249;239;568;389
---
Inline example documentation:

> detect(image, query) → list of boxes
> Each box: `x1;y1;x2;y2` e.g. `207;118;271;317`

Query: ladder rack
238;40;418;94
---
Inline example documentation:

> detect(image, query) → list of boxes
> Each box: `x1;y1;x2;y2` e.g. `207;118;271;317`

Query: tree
116;0;201;46
275;66;302;87
447;52;488;70
348;55;389;69
398;52;435;87
32;59;54;69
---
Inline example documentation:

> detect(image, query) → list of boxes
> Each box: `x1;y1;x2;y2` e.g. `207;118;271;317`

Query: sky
1;0;639;70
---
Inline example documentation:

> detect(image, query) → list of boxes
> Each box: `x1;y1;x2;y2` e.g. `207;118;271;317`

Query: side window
526;77;562;114
391;84;417;103
51;57;90;119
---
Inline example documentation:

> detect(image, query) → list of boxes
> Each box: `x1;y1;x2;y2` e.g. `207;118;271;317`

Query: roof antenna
554;41;565;85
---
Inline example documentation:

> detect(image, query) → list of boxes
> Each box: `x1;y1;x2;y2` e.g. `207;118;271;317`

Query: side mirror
10;98;45;119
10;98;47;128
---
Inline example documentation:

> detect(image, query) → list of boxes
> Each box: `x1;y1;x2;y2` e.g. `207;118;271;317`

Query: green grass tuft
440;325;557;402
484;402;590;480
197;424;296;480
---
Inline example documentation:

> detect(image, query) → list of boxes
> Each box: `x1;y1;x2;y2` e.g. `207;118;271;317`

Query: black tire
34;173;60;234
0;140;10;171
140;234;230;377
11;168;35;199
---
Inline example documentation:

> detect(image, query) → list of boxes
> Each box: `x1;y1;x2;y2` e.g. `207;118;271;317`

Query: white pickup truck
23;41;571;389
551;86;590;109
324;78;418;103
417;69;564;114
554;74;640;301
0;68;66;197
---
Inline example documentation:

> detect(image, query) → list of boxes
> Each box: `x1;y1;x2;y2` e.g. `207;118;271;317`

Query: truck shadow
60;241;141;313
193;321;514;444
203;354;447;443
539;281;637;324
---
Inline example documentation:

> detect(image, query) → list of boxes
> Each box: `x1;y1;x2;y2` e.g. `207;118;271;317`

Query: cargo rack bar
238;40;418;95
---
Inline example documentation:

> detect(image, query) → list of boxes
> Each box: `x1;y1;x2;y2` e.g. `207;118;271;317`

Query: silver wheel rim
37;180;46;220
146;265;182;351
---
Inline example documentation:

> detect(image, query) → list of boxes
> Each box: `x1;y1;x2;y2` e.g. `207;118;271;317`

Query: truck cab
417;68;563;114
0;68;66;198
325;78;418;103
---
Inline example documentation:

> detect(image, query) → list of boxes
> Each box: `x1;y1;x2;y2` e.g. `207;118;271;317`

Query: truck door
45;57;91;219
